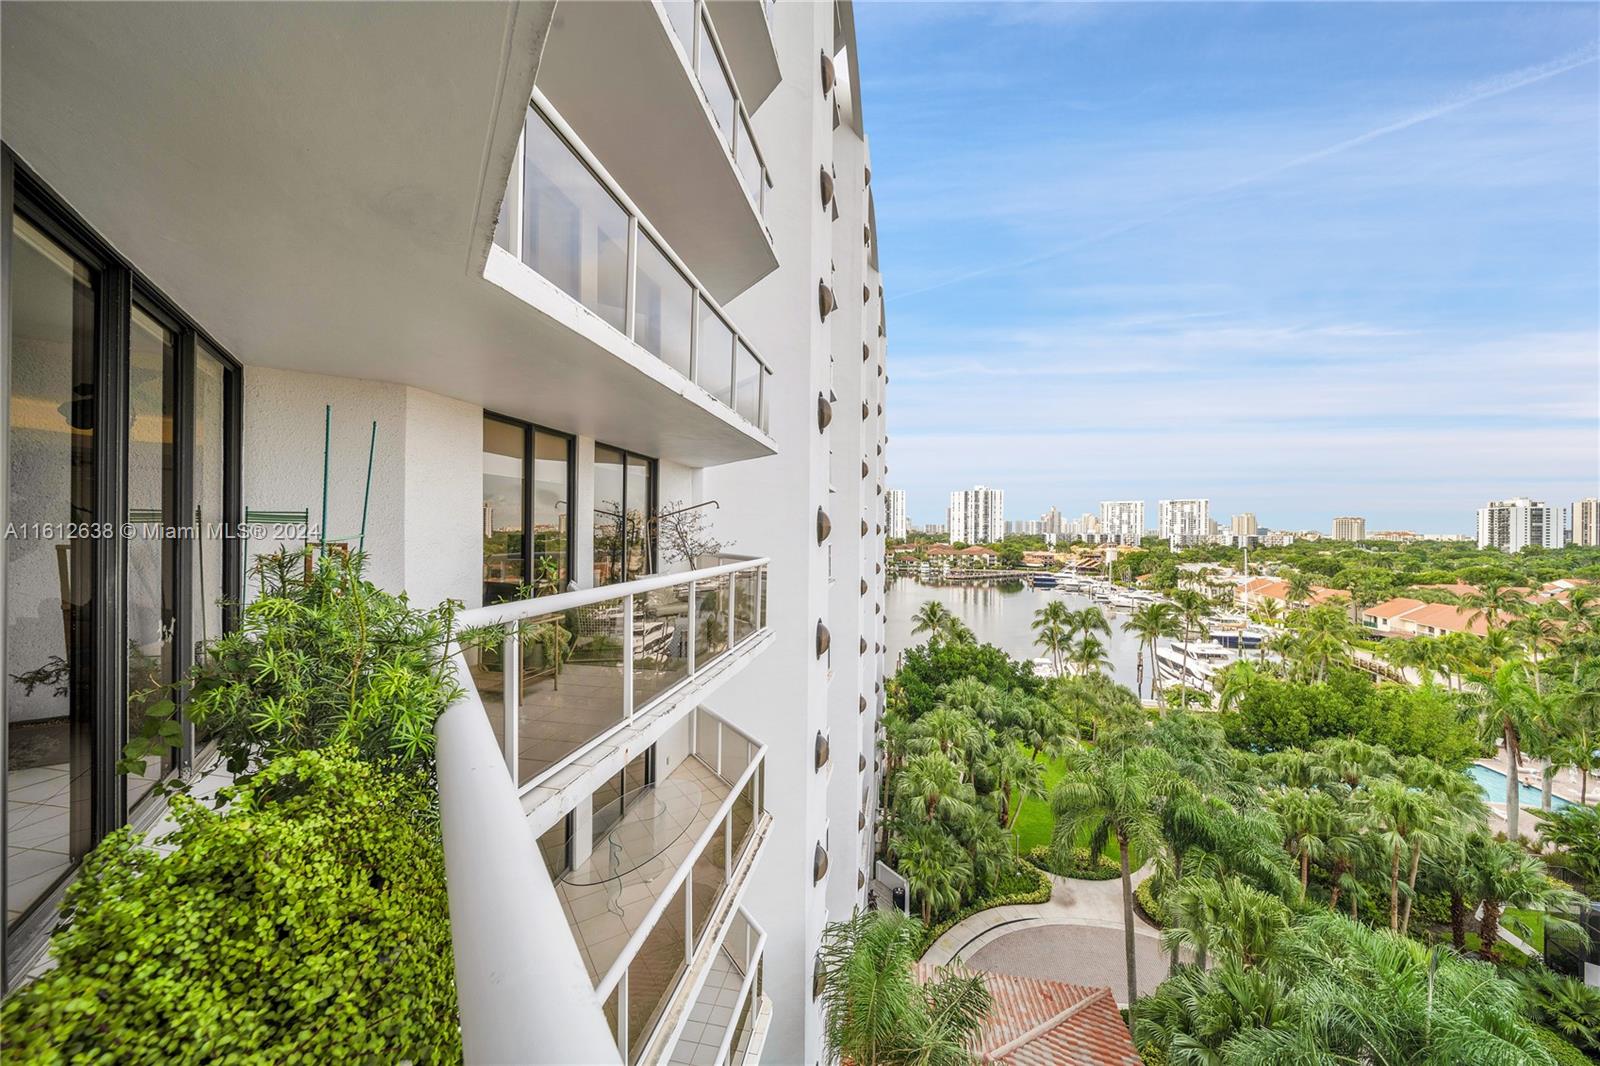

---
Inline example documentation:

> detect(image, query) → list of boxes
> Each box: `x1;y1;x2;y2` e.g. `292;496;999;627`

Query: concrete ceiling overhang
2;1;774;467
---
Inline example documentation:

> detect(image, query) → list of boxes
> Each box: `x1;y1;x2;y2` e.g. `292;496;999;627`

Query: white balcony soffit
534;1;778;303
0;2;771;468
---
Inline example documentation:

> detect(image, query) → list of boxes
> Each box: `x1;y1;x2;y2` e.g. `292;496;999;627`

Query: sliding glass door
4;157;242;982
5;212;98;934
592;445;655;588
482;413;572;605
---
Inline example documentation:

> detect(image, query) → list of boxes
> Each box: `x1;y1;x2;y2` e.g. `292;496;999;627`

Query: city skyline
859;2;1599;532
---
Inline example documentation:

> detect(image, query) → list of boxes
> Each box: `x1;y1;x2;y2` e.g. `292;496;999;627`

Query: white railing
456;556;769;793
658;0;771;214
495;90;772;434
438;561;770;1064
601;709;768;1062
711;907;768;1066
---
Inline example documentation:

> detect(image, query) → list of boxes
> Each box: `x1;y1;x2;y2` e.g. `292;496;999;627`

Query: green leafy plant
1531;1025;1591;1066
123;549;463;785
1;748;459;1063
1513;968;1600;1057
1026;843;1119;880
818;910;992;1066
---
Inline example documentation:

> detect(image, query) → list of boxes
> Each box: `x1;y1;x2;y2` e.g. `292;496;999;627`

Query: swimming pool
1467;763;1573;812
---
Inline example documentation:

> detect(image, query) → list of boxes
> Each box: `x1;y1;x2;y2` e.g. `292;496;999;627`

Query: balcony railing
663;905;768;1066
659;0;770;214
493;92;772;434
457;556;769;792
438;565;772;1065
598;708;768;1063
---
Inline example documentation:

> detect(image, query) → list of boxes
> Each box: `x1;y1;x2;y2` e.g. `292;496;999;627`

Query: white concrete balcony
580;709;770;1064
1;4;773;471
535;0;776;302
664;906;770;1066
704;0;782;112
486;91;775;466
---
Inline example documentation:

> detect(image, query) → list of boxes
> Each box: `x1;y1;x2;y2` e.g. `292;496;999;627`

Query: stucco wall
242;367;479;608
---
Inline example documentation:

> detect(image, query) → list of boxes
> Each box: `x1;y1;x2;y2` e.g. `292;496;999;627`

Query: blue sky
856;2;1600;534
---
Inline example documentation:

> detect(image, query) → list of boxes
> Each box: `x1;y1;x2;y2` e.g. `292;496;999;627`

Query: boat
1031;573;1058;589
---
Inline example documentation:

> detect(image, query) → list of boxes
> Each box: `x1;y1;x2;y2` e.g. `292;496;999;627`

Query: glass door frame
2;147;245;988
482;411;575;604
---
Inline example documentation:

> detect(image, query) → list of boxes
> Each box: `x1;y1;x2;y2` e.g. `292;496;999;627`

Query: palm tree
1466;660;1543;841
1031;599;1072;679
894;754;973;824
1214;659;1262;714
1284;570;1315;610
1171;589;1210;702
817;910;991;1066
980;742;1043;829
897;822;972;924
1163;875;1293;971
1123;601;1179;700
1269;788;1338;903
910;600;957;645
1464;833;1583;961
1051;745;1171;1010
1069;634;1111;678
1468;579;1525;632
912;704;981;767
1357;778;1438;932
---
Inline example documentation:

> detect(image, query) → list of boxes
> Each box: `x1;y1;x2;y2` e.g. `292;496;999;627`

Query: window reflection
593;445;655;587
522;111;628;332
634;235;693;378
6;214;97;931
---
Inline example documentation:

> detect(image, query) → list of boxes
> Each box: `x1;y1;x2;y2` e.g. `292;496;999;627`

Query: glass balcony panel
523;111;628;332
662;0;695;53
694;574;730;666
731;772;759;864
733;342;761;425
731;567;758;645
696;26;737;145
691;819;727;949
605;983;623;1060
634;233;694;378
757;372;769;432
465;640;508;746
626;883;687;1063
634;586;691;707
515;607;626;786
729;988;755;1064
757;566;768;629
696;299;734;404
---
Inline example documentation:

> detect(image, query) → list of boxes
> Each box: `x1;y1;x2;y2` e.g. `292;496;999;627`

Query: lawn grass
1504;907;1545;953
1009;748;1129;864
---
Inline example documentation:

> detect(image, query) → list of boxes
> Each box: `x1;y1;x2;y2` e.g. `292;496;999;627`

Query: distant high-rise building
885;489;908;540
1331;516;1366;542
1158;499;1210;546
1575;498;1599;547
1476;497;1560;552
1041;506;1064;536
1098;501;1145;545
1231;513;1258;537
949;485;1004;545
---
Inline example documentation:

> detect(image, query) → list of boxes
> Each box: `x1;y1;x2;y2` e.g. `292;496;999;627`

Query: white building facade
1331;516;1366;542
1476;497;1560;552
1;4;889;1062
948;485;1003;545
1574;498;1599;547
1159;498;1210;546
1098;500;1145;545
885;488;908;540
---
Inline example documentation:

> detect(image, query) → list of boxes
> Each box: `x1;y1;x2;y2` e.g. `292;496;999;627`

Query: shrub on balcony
1;748;458;1063
123;549;463;782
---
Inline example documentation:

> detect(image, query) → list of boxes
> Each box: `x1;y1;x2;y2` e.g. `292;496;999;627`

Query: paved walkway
923;863;1160;965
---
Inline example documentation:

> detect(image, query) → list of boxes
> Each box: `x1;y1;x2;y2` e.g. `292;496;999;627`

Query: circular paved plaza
966;923;1171;1003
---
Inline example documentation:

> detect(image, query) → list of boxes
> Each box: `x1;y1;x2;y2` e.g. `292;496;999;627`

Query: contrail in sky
891;43;1600;302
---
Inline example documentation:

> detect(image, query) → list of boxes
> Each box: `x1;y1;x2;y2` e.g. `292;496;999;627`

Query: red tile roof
914;963;1142;1066
1398;602;1487;636
1364;597;1427;620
